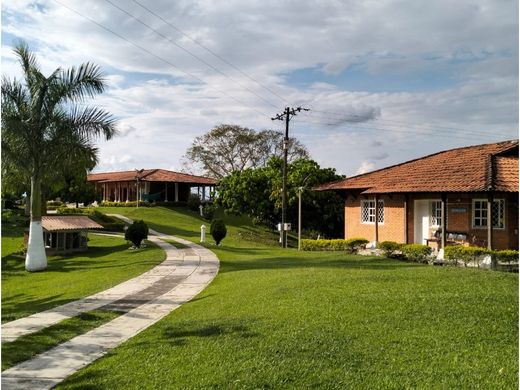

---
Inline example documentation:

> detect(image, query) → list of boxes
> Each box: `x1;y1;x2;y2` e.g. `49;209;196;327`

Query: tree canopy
217;157;345;238
184;124;309;178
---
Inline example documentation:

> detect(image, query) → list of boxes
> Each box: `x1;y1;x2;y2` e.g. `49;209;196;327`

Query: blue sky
2;0;518;176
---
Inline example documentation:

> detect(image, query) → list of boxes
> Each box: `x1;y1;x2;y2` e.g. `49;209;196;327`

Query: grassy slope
2;210;166;322
58;206;518;389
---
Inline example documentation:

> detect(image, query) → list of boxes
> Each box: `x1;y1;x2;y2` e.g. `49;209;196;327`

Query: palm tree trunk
25;174;47;271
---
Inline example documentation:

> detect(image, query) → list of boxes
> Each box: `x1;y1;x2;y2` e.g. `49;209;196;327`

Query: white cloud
356;161;376;175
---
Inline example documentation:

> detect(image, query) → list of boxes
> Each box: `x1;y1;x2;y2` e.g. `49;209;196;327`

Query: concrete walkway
2;215;219;390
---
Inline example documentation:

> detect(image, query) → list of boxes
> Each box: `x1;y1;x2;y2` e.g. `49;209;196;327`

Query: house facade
87;169;216;203
316;140;519;251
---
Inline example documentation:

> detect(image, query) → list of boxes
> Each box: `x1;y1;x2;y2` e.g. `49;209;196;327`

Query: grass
2;310;122;370
162;239;190;249
57;207;518;389
2;210;166;323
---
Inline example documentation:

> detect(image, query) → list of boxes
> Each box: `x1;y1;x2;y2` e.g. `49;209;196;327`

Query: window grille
430;201;442;227
492;199;505;229
473;199;505;229
361;199;384;224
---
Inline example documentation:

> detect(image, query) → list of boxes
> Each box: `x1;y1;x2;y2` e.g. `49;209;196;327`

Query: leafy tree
184;124;308;178
216;157;345;237
1;42;116;271
210;219;227;245
125;220;149;248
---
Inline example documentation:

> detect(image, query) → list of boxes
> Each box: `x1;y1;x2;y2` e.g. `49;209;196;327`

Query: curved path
2;215;219;390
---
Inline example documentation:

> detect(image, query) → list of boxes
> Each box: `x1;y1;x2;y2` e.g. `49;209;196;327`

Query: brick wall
345;191;518;250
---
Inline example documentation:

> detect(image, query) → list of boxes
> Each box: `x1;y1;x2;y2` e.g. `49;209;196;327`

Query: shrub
100;201;153;207
202;202;217;220
210;219;227;245
187;194;201;212
401;244;432;263
47;200;63;207
124;220;149;248
300;238;368;253
444;246;490;267
345;238;369;254
377;241;402;258
493;249;519;265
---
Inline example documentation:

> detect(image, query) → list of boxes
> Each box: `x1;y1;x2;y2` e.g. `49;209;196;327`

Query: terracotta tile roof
316;140;518;194
41;216;103;231
87;169;216;185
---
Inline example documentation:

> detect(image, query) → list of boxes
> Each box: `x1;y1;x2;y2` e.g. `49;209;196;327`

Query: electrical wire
53;0;272;119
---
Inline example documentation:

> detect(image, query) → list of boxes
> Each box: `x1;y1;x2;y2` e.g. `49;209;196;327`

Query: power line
304;108;514;138
131;0;287;104
292;117;508;142
102;0;280;110
53;0;271;119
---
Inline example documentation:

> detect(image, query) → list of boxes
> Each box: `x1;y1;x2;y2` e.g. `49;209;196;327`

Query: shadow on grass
1;293;78;323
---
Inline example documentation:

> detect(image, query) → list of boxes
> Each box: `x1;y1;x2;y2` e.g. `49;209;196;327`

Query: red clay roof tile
87;169;216;185
316;140;518;194
41;216;103;231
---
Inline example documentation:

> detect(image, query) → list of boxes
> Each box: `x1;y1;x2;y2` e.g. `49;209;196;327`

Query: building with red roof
315;140;519;251
87;169;216;203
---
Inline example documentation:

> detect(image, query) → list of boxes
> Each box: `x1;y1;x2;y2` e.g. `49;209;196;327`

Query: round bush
124;220;149;248
210;219;227;245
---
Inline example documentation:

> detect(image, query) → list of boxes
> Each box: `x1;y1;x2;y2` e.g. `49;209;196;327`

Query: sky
2;0;518;177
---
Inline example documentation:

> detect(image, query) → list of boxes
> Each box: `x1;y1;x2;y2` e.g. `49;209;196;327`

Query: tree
184;124;309;178
1;42;116;271
216;157;345;237
210;219;227;245
125;220;149;248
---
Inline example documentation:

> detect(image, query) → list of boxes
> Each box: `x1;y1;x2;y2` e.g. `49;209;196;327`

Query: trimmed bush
377;241;402;258
493;249;519;265
210;219;227;245
187;194;202;212
401;244;432;263
444;246;490;267
300;238;368;253
124;220;149;248
202;202;217;221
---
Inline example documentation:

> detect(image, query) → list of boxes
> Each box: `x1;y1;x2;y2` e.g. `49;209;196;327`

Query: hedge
377;241;402;258
401;244;432;263
301;238;369;253
444;246;489;267
100;201;154;207
493;249;519;265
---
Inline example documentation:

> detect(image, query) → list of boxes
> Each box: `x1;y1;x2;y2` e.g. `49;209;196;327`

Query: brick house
316;140;519;252
87;169;216;203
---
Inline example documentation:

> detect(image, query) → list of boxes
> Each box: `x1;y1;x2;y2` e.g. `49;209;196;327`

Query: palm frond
68;105;118;141
57;62;105;102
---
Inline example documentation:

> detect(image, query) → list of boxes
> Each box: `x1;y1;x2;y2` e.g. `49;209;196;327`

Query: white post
200;224;206;242
298;187;302;251
199;204;204;217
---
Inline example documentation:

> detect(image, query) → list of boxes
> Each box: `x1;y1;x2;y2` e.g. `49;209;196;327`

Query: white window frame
361;199;384;225
430;200;442;228
472;199;506;230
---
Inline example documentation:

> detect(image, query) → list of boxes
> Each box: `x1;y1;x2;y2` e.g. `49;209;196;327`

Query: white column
165;183;168;202
174;183;179;202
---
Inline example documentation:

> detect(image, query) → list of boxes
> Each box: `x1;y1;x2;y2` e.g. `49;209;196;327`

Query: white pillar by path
25;220;47;272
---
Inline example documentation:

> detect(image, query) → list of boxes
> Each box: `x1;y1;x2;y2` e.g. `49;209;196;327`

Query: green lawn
56;206;518;389
2;210;166;322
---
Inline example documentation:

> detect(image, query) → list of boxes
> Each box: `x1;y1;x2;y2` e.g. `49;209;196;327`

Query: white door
414;200;430;244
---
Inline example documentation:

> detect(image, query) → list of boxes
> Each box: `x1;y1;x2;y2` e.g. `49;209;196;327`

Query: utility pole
271;106;309;248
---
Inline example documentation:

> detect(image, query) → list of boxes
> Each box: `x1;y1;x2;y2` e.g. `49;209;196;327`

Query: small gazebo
40;216;103;255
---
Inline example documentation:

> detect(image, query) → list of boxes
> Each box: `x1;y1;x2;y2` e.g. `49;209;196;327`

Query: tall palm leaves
1;42;117;271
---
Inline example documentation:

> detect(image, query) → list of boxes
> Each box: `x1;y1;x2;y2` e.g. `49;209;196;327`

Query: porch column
403;195;408;243
174;183;179;202
487;193;494;251
164;183;168;202
441;193;447;249
374;195;379;243
202;186;206;201
126;182;130;202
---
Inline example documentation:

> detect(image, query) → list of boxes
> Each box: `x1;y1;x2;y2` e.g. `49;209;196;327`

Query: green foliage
184;124;309;179
217;157;345;237
401;244;432;263
124;220;149;248
187;194;201;211
47;201;64;207
301;238;368;253
377;241;403;257
202;202;217;220
493;250;519;265
444;246;490;267
210;219;227;245
100;201;153;207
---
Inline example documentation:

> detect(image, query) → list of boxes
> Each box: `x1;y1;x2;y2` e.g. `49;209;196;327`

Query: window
361;199;384;224
430;201;442;227
473;199;505;229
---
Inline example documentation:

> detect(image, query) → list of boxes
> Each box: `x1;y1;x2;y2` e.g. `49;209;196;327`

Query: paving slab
2;215;219;390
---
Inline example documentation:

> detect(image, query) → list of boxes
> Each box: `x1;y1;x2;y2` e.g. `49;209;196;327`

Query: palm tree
1;42;117;271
